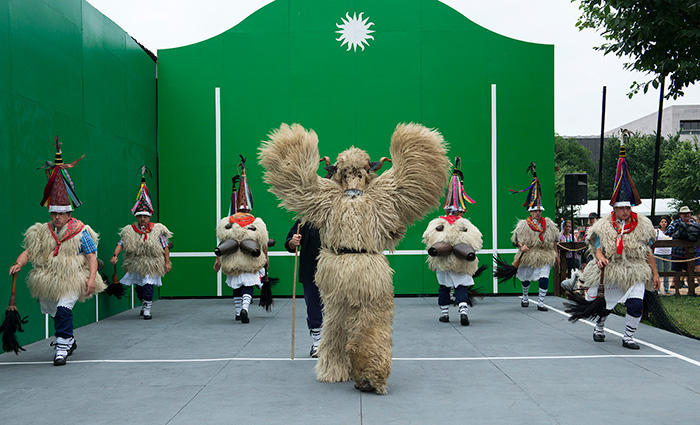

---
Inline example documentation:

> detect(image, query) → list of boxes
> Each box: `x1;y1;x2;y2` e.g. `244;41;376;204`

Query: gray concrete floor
2;295;700;424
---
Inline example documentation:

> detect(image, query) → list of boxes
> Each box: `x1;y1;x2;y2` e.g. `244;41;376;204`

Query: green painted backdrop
1;0;157;345
158;0;554;297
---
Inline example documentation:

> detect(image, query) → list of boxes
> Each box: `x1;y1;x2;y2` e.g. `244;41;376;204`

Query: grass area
612;295;700;338
657;296;700;337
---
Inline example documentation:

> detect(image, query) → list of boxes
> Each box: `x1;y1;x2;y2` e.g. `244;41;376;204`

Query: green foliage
599;132;681;199
554;135;597;220
660;140;700;211
574;0;700;99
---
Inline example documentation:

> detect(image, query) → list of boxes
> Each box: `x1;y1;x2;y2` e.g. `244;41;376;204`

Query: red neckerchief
132;222;155;241
526;216;546;241
48;218;85;257
228;212;255;227
611;211;638;255
440;215;460;225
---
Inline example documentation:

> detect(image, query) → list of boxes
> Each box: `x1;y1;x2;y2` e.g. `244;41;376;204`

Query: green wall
1;0;157;345
158;0;555;297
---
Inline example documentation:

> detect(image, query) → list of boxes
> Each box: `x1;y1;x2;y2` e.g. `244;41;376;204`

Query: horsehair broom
563;266;608;322
1;273;28;354
291;222;301;360
493;250;523;284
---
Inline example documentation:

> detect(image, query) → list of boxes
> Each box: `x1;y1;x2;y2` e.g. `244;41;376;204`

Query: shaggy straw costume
259;123;450;394
24;224;106;303
120;223;173;278
11;137;105;366
423;216;484;325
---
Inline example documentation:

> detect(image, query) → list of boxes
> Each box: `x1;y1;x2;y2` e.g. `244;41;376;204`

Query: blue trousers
135;284;154;302
301;281;323;329
522;277;549;291
438;285;469;306
232;286;254;297
54;306;73;338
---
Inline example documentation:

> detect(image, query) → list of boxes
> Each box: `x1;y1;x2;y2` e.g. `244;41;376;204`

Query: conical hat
230;155;254;214
443;157;474;213
510;162;544;211
39;136;84;212
610;133;641;207
132;166;154;216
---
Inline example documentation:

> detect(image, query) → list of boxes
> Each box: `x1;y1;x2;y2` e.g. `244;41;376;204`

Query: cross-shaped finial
54;136;62;152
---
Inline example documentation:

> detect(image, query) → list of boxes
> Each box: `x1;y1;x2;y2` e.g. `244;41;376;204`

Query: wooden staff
291;222;301;359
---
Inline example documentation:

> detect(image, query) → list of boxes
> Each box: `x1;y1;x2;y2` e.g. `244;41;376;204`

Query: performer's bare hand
85;279;95;297
213;258;221;272
595;251;608;269
289;234;302;249
110;255;118;266
519;244;529;253
9;264;21;275
164;261;172;274
653;273;660;290
555;254;560;266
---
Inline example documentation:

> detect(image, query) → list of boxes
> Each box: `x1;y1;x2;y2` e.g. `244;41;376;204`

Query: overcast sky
85;0;700;137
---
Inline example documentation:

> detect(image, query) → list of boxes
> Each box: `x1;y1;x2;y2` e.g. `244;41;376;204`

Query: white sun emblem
335;12;375;52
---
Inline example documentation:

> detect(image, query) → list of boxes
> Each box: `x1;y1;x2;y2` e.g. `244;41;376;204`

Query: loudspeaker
565;173;587;205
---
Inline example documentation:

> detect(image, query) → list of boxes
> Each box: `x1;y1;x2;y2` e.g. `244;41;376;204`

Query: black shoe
67;340;77;356
310;345;319;358
235;314;241;321
439;315;449;323
240;310;250;324
521;299;529;308
537;304;548;312
354;380;375;393
143;313;152;320
139;308;144;317
622;340;640;350
53;354;67;366
460;313;470;326
593;333;605;342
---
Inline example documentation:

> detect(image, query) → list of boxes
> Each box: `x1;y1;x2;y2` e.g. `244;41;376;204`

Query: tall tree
661;140;700;212
575;0;700;99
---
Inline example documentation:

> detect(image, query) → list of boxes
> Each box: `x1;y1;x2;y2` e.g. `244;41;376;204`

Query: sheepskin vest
216;216;268;276
121;223;172;277
511;217;559;269
23;221;105;303
422;216;484;275
580;213;655;292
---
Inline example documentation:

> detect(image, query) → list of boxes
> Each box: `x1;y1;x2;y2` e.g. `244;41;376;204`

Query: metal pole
597;86;606;217
650;76;665;223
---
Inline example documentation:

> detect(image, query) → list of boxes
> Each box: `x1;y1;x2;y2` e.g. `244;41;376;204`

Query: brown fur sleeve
258;123;337;220
371;123;450;225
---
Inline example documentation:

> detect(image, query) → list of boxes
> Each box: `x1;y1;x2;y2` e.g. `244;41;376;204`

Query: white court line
545;302;700;368
0;354;671;366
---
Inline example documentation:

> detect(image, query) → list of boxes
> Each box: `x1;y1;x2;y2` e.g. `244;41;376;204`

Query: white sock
538;288;547;305
522;284;530;301
440;305;449;317
234;297;242;315
458;302;468;315
241;293;252;311
594;315;607;335
623;314;642;342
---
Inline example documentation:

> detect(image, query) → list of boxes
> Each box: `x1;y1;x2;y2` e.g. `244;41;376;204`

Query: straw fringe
511;217;560;269
580;213;655;292
422;217;483;275
216;217;268;275
24;223;105;302
121;223;173;277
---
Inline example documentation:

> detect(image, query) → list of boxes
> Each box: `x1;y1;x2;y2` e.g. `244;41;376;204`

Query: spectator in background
665;206;700;292
560;220;580;274
573;229;581;242
580;212;599;269
654;216;672;294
